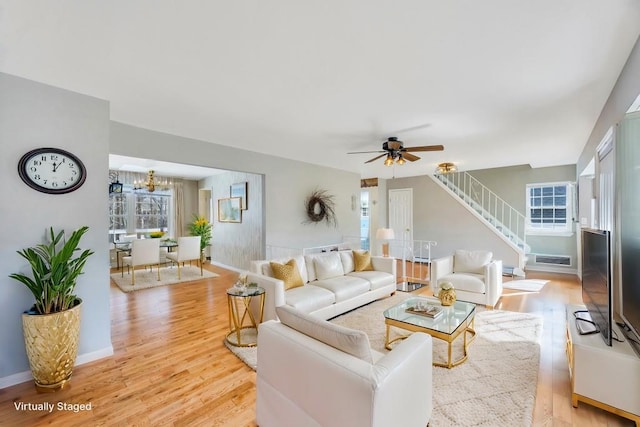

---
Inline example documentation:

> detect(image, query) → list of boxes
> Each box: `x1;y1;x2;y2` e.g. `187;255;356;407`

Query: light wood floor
0;263;634;426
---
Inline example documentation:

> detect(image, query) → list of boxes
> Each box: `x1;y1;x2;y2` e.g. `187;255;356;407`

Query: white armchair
256;305;433;427
166;236;202;279
430;249;503;308
121;238;161;286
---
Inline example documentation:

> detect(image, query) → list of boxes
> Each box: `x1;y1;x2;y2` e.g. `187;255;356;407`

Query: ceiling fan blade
403;144;444;152
347;150;385;154
403;152;421;162
365;153;388;164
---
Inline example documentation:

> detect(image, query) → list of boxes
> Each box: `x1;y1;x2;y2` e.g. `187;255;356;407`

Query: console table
565;304;640;426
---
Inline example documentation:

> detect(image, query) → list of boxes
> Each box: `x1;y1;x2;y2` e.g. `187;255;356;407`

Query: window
134;193;170;231
109;193;128;233
526;182;573;235
109;188;172;240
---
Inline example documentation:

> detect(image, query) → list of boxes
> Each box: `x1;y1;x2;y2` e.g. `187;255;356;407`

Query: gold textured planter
438;288;456;306
21;299;82;392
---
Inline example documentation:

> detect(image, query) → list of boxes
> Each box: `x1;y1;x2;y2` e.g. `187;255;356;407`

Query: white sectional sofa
249;251;397;321
256;305;433;427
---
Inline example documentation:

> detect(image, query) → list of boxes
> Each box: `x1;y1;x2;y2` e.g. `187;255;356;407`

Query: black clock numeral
51;182;58;187
31;160;41;166
50;155;59;161
33;174;41;181
40;155;47;162
29;166;37;172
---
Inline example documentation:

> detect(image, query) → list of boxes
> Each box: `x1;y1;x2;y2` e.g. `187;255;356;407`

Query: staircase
432;171;530;268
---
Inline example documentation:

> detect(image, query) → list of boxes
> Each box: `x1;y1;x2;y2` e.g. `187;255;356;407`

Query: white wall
0;73;113;385
110;122;361;255
387;175;521;267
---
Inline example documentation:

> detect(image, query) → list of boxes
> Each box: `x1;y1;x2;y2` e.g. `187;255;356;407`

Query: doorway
388;188;413;259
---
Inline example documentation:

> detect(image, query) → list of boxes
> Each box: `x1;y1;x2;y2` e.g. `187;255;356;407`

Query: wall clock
18;148;87;194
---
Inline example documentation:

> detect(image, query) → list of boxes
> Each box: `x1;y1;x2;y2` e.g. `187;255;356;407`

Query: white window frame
109;186;173;240
525;181;574;236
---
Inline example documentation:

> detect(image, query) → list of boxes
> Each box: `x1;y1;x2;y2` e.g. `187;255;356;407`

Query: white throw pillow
453;250;493;274
314;253;345;280
339;250;355;273
276;305;373;363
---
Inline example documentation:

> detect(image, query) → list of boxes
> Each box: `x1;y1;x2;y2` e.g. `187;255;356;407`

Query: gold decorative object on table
438;282;456;306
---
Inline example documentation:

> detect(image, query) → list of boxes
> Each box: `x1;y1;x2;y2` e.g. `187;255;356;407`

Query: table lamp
376;228;395;257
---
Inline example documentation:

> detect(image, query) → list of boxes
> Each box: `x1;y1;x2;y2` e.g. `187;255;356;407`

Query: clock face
18;148;87;194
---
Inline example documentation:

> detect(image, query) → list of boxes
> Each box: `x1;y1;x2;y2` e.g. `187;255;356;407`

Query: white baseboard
209;260;242;273
0;345;114;390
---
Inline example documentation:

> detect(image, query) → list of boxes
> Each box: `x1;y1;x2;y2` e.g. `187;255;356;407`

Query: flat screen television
581;228;612;346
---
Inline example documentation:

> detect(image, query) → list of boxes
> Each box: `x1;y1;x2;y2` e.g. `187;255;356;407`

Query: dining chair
115;234;138;270
166;236;202;279
121;238;161;285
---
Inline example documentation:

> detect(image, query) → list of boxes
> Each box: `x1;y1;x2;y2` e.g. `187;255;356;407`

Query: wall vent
534;254;571;266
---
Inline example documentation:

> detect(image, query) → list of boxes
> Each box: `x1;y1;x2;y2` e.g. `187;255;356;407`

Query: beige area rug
225;293;542;427
502;279;549;292
111;265;219;292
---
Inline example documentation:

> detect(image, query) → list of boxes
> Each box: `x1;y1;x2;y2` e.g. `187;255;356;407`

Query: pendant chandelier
133;170;169;192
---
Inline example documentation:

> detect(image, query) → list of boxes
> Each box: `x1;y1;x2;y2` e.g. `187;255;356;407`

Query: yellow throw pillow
270;259;304;290
353;250;374;272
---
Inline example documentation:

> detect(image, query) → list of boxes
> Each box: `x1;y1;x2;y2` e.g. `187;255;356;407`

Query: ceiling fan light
384;155;394;166
436;162;457;174
396;156;406;165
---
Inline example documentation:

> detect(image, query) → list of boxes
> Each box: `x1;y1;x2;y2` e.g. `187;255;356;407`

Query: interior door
388;188;413;259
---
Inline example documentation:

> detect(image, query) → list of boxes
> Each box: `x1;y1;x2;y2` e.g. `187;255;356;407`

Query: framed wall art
230;181;248;210
218;197;242;223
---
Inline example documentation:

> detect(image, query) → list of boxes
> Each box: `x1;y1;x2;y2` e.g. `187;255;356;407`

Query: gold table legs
225;292;265;347
385;316;476;369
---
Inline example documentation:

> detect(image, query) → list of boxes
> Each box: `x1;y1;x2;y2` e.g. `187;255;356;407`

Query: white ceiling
108;154;225;180
2;1;639;179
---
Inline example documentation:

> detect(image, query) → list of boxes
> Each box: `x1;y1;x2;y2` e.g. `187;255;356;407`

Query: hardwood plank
0;263;635;426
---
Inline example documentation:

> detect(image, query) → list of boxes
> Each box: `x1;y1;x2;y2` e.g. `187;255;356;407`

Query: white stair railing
435;171;528;252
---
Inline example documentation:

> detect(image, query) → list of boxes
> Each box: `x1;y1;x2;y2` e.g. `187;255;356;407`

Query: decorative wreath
304;189;337;227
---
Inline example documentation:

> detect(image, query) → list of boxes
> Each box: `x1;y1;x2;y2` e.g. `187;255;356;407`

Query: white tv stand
565;305;640;426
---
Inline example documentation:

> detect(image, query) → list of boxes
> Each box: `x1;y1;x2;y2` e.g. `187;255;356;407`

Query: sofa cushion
353;250;374;272
270;259;304;290
453;250;492;274
314;253;345;280
261;255;308;284
339;250;355;273
347;270;395;290
312;276;371;302
276;305;373;363
284;285;336;312
439;273;486;294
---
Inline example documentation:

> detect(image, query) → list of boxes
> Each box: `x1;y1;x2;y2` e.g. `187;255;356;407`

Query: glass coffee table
383;296;476;368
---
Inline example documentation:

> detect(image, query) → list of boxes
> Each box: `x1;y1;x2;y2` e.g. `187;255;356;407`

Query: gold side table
225;286;265;347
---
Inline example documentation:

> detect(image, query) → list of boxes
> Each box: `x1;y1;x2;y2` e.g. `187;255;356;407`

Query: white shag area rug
111;265;219;292
502;279;549;292
225;293;542;427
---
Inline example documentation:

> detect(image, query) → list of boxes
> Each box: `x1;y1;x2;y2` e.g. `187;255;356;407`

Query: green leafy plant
9;226;94;314
188;215;212;251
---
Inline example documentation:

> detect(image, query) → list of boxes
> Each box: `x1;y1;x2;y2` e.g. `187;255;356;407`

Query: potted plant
9;226;94;392
188;215;212;263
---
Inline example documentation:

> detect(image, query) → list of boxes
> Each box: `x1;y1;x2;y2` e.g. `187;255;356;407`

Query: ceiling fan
348;137;444;166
